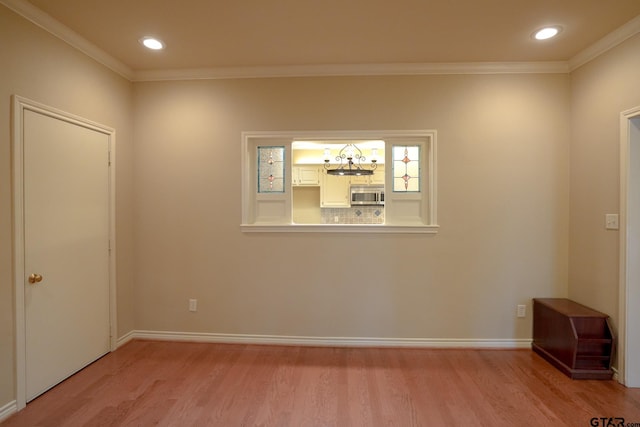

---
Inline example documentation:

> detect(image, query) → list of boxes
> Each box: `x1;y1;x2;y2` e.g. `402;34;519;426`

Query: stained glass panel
257;146;285;193
392;145;421;192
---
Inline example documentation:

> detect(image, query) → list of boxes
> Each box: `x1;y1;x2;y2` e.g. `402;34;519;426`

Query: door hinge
108;239;112;255
108;150;111;166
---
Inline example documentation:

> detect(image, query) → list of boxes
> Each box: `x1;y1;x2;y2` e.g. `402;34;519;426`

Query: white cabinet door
370;166;385;185
349;175;369;185
321;173;350;207
298;167;320;185
293;166;320;186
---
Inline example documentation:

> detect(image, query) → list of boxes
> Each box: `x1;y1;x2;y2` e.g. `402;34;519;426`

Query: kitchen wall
133;73;570;339
568;34;640;331
0;5;134;409
321;207;385;224
292;186;322;223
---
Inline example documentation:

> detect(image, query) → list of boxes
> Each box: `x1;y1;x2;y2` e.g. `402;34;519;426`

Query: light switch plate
605;214;619;230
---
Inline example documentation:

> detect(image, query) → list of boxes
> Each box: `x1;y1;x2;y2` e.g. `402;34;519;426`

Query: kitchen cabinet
349;175;369;185
369;166;385;185
319;167;386;207
346;166;385;185
321;173;350;207
292;166;320;186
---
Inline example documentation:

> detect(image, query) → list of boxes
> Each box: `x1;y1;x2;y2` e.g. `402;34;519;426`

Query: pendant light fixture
324;143;377;176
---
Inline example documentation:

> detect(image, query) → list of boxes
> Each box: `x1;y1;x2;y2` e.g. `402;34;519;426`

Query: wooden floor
3;340;640;427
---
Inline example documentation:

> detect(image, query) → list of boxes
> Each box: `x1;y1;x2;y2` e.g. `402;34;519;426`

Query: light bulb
140;37;165;50
534;27;560;41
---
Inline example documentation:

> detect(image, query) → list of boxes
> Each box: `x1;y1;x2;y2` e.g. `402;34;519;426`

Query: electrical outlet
189;299;197;312
517;305;526;318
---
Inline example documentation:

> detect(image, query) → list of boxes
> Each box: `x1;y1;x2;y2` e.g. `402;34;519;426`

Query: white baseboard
115;330;136;348
0;400;17;422
118;330;532;349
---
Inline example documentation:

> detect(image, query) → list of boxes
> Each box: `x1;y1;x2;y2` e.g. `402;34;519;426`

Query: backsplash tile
321;207;385;224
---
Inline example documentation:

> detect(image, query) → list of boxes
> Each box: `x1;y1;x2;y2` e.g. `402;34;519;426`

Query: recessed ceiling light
533;26;561;41
140;37;164;50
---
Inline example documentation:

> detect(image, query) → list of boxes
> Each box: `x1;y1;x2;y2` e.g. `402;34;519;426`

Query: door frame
619;105;640;387
11;95;117;409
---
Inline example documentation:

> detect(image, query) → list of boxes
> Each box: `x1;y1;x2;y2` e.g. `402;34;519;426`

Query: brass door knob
28;273;43;284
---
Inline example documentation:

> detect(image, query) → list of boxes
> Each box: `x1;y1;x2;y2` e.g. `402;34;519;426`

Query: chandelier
324;144;377;176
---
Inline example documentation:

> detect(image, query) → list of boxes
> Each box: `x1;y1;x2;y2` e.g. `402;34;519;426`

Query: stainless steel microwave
350;185;384;206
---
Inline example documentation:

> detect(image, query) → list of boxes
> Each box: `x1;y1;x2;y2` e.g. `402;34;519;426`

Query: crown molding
0;0;134;80
133;61;569;82
569;14;640;71
3;0;637;81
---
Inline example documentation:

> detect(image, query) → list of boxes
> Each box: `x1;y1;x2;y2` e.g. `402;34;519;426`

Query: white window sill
240;224;439;234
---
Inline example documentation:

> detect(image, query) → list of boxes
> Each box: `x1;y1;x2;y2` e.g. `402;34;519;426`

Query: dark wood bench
532;298;614;379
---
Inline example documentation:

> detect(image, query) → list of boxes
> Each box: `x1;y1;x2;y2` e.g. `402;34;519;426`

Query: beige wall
18;0;640;411
0;5;134;407
132;73;570;338
569;34;640;332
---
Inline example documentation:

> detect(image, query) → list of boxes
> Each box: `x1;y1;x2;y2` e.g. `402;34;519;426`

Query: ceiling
12;0;640;76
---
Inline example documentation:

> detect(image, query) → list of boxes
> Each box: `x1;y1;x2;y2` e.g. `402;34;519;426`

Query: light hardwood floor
3;340;640;426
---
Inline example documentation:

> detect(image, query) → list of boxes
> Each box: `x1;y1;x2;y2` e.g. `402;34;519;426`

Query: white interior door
622;110;640;387
23;108;111;401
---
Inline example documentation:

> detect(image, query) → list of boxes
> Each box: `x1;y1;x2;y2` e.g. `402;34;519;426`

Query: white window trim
241;130;438;234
